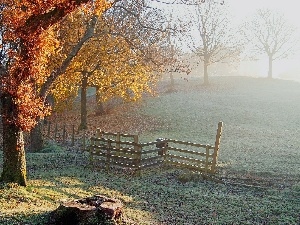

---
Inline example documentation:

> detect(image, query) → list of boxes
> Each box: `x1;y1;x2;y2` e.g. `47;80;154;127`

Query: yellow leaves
93;0;112;16
50;72;82;112
91;58;156;103
25;6;160;111
33;26;61;86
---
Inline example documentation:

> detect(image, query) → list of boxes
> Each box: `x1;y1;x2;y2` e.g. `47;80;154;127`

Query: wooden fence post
63;125;66;143
95;128;101;146
83;131;86;152
205;145;209;174
54;123;58;141
211;121;223;173
89;137;95;168
47;122;51;137
116;132;120;157
163;139;168;164
133;135;142;176
71;125;75;146
106;139;112;171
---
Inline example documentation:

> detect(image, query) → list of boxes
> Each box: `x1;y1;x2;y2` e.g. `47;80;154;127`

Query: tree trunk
169;72;175;91
49;195;123;225
79;75;88;130
203;60;209;85
0;95;27;186
95;101;105;116
28;94;54;152
95;86;105;115
29;120;44;152
268;55;273;79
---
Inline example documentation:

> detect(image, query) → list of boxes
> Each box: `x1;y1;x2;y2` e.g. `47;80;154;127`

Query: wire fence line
0;120;223;177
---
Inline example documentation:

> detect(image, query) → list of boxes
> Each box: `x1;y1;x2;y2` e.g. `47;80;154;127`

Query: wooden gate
88;122;223;175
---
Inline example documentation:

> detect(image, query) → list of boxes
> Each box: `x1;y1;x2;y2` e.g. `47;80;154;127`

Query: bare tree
242;9;298;79
186;0;241;85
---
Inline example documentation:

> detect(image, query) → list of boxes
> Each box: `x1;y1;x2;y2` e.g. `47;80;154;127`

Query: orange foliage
1;0;109;131
37;9;162;111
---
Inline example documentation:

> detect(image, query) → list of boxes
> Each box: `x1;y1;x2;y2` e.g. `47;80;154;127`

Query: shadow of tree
1;149;300;225
0;211;49;225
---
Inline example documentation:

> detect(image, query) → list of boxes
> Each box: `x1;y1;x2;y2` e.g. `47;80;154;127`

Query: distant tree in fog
186;0;242;85
242;9;298;79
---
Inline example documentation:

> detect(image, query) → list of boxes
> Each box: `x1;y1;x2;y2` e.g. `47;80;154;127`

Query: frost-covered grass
0;151;299;224
0;76;300;224
1;151;300;224
140;76;300;182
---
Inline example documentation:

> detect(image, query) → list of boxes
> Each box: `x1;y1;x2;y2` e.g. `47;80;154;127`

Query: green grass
0;76;300;224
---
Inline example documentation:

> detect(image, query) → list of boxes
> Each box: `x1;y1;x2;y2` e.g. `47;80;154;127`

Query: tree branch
40;15;98;98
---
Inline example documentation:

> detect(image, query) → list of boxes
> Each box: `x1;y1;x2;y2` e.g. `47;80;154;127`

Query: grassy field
0;76;300;224
139;76;300;183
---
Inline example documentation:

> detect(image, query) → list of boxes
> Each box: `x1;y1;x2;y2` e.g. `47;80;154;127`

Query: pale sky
153;0;300;80
227;0;300;79
153;0;300;25
151;0;300;79
228;0;300;27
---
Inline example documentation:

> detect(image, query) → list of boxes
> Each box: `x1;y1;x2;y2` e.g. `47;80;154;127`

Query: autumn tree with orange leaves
28;1;169;152
0;0;111;186
49;2;168;130
0;0;202;186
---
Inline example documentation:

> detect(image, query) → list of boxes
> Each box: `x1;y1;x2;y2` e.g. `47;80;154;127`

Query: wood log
48;195;123;225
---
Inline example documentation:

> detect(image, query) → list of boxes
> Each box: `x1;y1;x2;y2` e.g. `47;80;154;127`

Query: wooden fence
43;122;90;150
88;122;223;175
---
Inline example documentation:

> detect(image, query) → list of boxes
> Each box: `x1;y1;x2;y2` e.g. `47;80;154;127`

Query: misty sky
155;0;300;79
228;0;300;78
228;0;300;25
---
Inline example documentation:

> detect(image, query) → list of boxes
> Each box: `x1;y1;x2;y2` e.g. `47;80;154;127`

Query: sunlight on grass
1;77;300;224
54;176;85;186
28;179;56;187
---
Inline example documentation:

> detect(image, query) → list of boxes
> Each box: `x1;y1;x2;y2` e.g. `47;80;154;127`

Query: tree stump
48;195;123;225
